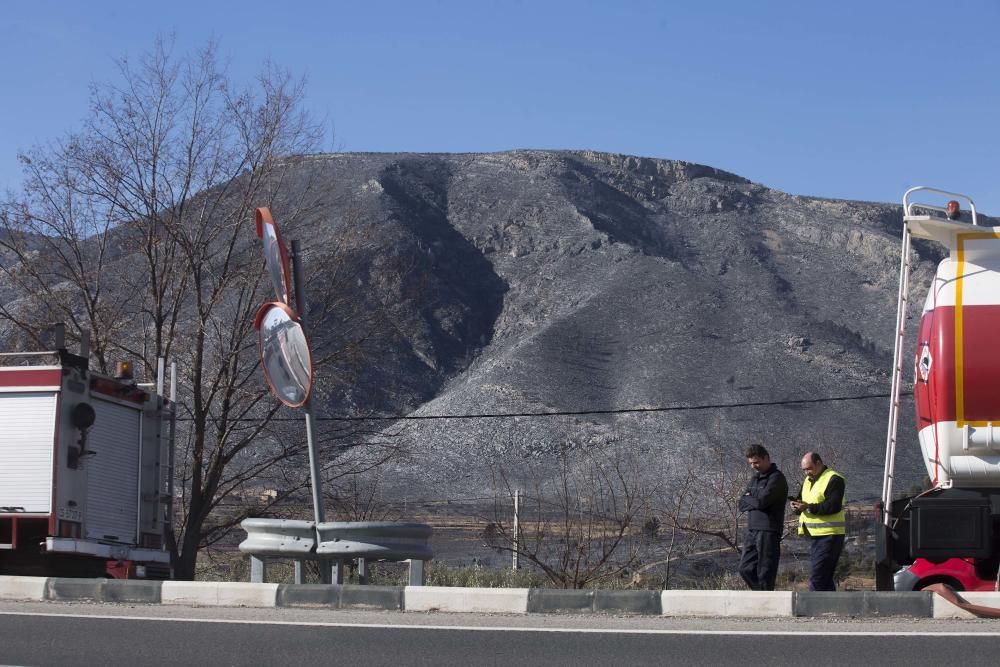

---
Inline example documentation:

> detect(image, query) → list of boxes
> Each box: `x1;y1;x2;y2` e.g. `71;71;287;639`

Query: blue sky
2;1;999;212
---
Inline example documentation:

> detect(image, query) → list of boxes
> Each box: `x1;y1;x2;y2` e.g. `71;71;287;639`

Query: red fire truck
0;332;174;579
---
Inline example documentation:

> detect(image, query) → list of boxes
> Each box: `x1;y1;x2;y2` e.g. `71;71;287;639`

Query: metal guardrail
314;522;433;560
239;519;316;556
238;518;433;585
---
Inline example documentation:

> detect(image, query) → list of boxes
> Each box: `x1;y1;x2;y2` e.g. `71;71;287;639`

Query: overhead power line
178;391;909;423
315;391;907;421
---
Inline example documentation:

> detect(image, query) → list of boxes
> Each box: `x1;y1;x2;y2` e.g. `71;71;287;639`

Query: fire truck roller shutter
0;392;57;513
84;398;140;544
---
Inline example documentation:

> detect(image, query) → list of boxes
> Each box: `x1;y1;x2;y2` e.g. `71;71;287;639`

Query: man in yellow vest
790;451;846;591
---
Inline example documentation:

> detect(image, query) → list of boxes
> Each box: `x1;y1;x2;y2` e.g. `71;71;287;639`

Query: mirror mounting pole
290;240;325;525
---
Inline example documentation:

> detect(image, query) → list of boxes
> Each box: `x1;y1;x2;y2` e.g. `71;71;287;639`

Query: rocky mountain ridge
270;150;965;499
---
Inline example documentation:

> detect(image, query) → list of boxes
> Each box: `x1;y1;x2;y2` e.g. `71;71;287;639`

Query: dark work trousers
809;533;845;591
739;529;781;591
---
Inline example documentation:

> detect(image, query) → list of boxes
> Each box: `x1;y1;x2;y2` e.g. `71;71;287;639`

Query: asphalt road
2;603;1000;666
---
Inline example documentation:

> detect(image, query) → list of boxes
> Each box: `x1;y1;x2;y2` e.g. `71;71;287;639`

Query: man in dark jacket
737;444;789;591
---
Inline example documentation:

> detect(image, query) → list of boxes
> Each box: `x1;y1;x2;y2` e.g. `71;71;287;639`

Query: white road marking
0;610;997;636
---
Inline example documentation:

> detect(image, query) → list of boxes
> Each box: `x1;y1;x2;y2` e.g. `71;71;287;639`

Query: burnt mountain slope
274;150;960;500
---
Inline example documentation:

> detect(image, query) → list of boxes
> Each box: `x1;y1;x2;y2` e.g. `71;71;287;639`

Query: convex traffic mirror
254;302;313;407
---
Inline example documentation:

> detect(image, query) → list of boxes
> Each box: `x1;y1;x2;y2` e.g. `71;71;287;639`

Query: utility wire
177;391;912;423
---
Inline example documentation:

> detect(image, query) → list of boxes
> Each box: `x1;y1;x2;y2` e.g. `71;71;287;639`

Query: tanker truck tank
876;187;1000;591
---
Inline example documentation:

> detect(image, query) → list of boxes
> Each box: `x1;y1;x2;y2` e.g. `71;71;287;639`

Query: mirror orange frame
254;207;293;305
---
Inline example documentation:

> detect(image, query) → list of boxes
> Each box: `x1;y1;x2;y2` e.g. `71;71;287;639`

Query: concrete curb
404;586;530;614
794;592;932;618
527;589;595;614
0;576;47;601
45;578;105;602
662;591;794;617
102;580;163;604
276;584;404;610
933;592;1000;619
43;578;164;604
161;581;279;607
527;589;661;615
0;576;986;618
596;590;661;615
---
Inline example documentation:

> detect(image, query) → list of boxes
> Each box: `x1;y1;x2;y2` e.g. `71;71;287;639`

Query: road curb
276;584;404;610
276;583;338;608
102;579;163;604
341;585;404;610
527;589;594;614
46;578;103;602
595;590;661;615
794;591;932;617
0;575;48;601
662;590;794;617
0;576;988;619
161;581;279;607
526;589;661;615
37;578;164;604
404;586;529;614
933;592;1000;619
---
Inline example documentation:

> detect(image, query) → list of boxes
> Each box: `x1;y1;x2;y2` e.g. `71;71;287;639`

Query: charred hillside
269;150;953;499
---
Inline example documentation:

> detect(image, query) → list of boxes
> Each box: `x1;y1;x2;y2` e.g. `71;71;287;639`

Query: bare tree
660;440;749;555
484;441;656;589
0;37;394;579
0;138;133;366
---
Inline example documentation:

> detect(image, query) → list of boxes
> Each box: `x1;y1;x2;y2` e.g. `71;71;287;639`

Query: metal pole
513;489;520;570
170;362;177;402
166;362;178;546
290;240;326;525
156;357;165;397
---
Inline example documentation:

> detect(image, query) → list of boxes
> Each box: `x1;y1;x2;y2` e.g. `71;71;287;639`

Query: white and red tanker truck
877;187;1000;590
0;329;174;579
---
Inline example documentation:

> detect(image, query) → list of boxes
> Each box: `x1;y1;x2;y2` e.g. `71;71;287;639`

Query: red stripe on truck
0;369;62;387
915;305;1000;428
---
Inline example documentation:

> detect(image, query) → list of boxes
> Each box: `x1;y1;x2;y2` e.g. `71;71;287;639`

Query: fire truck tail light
141;532;163;549
58;521;81;538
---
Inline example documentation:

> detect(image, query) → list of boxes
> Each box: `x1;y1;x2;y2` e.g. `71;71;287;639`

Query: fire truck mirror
68;403;97;469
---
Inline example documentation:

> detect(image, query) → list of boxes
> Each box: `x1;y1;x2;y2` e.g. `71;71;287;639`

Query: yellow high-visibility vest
798;467;846;537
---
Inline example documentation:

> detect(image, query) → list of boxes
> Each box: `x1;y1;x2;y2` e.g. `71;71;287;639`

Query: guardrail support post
408;559;425;586
250;555;266;583
330;560;344;585
294;560;305;584
358;558;368;585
